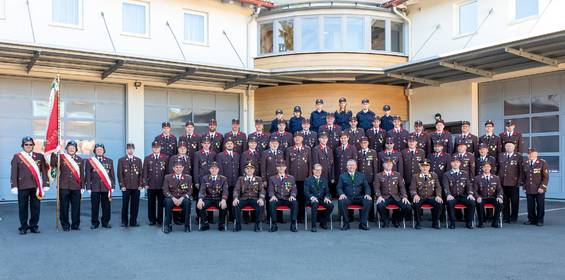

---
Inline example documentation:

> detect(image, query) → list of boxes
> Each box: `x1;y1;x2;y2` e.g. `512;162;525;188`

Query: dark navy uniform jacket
288;116;305;134
269;118;288;133
335;110;352;129
380;114;394;132
356;110;376;131
310;110;328;132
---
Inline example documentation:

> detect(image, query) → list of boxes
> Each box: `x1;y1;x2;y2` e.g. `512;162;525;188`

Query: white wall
407;0;563;60
0;0;255;68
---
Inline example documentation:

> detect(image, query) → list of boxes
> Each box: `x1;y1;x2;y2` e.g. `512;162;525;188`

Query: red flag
44;76;61;154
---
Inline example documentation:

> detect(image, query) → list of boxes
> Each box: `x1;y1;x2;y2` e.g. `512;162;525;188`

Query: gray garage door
144;87;240;155
479;71;564;199
0;76;126;201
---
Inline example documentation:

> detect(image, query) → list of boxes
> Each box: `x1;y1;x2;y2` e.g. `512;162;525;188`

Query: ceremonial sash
17;152;44;200
61;153;81;185
88;157;113;199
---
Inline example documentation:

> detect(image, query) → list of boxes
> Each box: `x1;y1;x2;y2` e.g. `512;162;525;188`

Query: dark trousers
446;196;475;226
227;186;234;221
413;198;441;226
269;199;297;224
234;199;263;226
121;189;140;226
477;198;502;225
91;191;111;227
200;199;227;226
17;188;41;231
339;196;371;225
376;197;410;225
147;189;164;224
164;197;191;227
307;200;334;226
59;189;81;230
296;181;305;222
526;193;545;223
503;186;519;222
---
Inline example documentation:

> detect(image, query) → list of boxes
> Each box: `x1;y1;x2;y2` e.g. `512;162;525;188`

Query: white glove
81;189;85;194
87;190;91;195
11;188;18;195
43;187;50;192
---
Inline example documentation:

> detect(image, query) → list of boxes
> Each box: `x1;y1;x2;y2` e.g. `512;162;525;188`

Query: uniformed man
233;163;265;232
410;159;443;229
154;121;178;157
522;148;549;226
178;121;201;161
304;164;334;232
240;137;261;176
387;115;409;151
288;106;305;134
374;158;411;228
300;118;318;149
429;142;451;183
312;132;336;196
310;99;327;133
498;140;523;224
335;97;352;129
206;119;223;153
11;136;49;234
356;98;376;132
476;143;497;175
337;159;372;230
380;104;394;132
479;120;501;159
500;120;525;154
443;158;475;229
473;162;503;228
268;161;298;232
51;140;84;231
260;138;286;187
452;142;476;180
453;121;479;155
401;136;426;194
346;116;365;150
271;119;293;150
168;141;191;177
335;132;358;181
286;132;312;223
142;140;169;226
377;137;403;176
162;160;193;233
193;137;216;192
427;119;453;156
224;119;247;155
357;136;379;222
411;120;429;152
216;139;240;221
249;119;270;152
197;162;228;231
318;113;341;150
86;143;115;229
270;109;287;133
366;116;386;153
117;143;143;228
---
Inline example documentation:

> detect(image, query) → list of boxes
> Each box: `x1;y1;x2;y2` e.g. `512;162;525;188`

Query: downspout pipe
393;6;412;60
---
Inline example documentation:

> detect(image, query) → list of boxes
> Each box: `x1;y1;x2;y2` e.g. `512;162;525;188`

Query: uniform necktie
176;175;181;181
411;150;415;156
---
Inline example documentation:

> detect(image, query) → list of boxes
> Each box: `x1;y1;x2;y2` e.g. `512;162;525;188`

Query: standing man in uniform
522;148;549;226
387;116;409;152
377;138;403;176
401;136;426;196
357;137;379;222
335;97;352;129
452;142;476;180
454;121;478;155
310;99;327;133
270;109;287;133
216;139;240;221
224;119;247;155
197;162;228;231
86;143;115;229
312;133;336;196
154;121;177;157
142;141;169;226
474;162;503;228
249;119;270;152
117;143;143;228
498;140;523;224
346;117;365;150
476;143;497;175
429;142;451;184
300;118;318;149
285;132;312;223
193;137;216;192
178;121;201;162
162;160;193;233
51;140;84;231
380;104;394;132
271;119;293;151
11;136;49;234
288;106;305;134
241;137;261;176
356;98;376;132
206;119;223;154
410;159;443;229
337;159;372;230
268;161;298;232
366;116;386;153
443;158;475;229
304;164;334;232
374;158;411;228
335;132;358;183
260;138;286;188
411;120;429;152
500;120;525;154
233;163;265;232
318;113;341;150
427;119;453;157
479;120;501;159
168;141;191;176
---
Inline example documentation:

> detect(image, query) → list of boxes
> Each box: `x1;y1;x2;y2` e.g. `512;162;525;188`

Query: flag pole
55;75;61;231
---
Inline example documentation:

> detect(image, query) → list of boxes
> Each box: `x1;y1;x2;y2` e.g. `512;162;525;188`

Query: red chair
162;206;191;232
304;204;333;231
445;203;476;228
233;205;263;231
340;204;369;228
198;205;229;231
377;204;406;229
411;203;440;228
483;203;503;228
269;205;298;230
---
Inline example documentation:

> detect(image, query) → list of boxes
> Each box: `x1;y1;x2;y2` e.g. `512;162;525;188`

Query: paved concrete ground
0;198;564;280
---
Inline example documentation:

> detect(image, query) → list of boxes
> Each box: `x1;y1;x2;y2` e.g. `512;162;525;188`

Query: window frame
121;0;150;38
50;0;83;29
509;0;541;23
453;0;478;38
182;9;209;46
0;0;6;20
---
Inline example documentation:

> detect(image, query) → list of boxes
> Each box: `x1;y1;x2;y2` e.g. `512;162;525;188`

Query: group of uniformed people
10;97;550;234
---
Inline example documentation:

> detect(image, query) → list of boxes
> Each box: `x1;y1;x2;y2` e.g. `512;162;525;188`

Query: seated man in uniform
304;164;334;232
233;162;265;232
337;159;372;231
375;158;411;228
197;162;228;231
443;158;476;229
163;160;193;233
410;159;443;229
268;161;298;232
474;162;503;228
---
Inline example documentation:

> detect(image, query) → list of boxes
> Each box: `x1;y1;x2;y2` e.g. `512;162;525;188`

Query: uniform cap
152;140;161;148
315;99;324;105
269;137;280;143
244;162;256;169
178;141;188;148
504;140;516;145
293;132;304;138
414;120;423;126
451;157;461;162
293;106;302;113
201;136;211;143
360;136;368;142
126;142;135;149
372;116;381;121
393;115;402;121
209;119;217;125
326;112;335;118
185;120;195;127
276;160;287;167
339;97;347;103
278;118;287;124
528;147;537;153
318;132;329;138
66;140;78;149
173;160;185;167
350;116;357;122
435;119;445;124
484;120;494;126
478;143;488;150
232;119;240;125
505;119;514;126
383;104;391;111
419;159;431;166
303;118;310;124
361;98;370;104
385;137;394;144
275;109;283;114
408;136;417;142
94;143;105;151
255;119;263;125
162;121;171;128
209;161;219;168
462;120;471;126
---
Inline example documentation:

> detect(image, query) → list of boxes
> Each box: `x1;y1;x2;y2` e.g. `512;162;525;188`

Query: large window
457;0;477;35
122;1;149;36
52;0;81;26
345;17;364;50
323;16;342;50
371;19;386;51
515;0;538;20
259;23;273;54
276;19;294;52
184;11;207;45
391;22;404;53
301;17;319;51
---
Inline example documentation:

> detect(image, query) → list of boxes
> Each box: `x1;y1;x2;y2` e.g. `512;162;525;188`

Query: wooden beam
386;73;440;86
26;51;41;73
166;67;197;85
224;74;258;90
101;59;125;79
505;47;559;66
438;61;493;77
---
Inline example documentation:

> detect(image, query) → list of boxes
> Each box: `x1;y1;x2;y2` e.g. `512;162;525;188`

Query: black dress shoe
269;224;278;232
200;224;210;231
524;220;536;225
311;226;317;232
414;224;422;230
448;224;455;229
19;228;27;235
233;224;241;232
359;223;369;231
30;228;40;234
130;223;140;227
71;227;80;231
491;223;500;228
102;224;112;229
90;225;99;229
432;224;441;229
536;222;544;227
320;223;328;230
121;223;128;228
466;224;474;229
477;223;484;228
149;221;156;226
218;224;226;231
341;223;350;231
163;227;172;234
290;223;298;232
254;223;261;232
63;228;70;232
184;226;191;232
